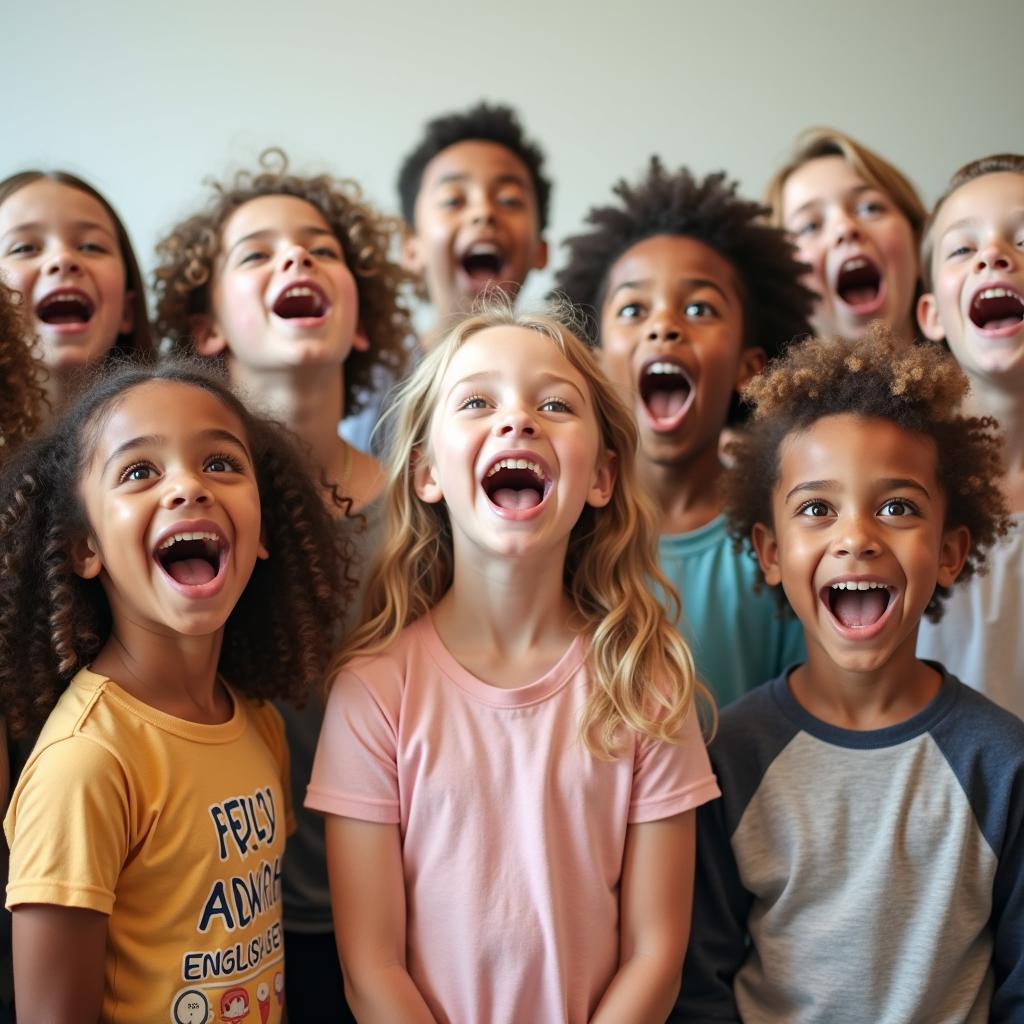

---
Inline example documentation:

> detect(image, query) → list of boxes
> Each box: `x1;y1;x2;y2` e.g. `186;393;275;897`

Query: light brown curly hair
722;324;1011;622
0;279;47;462
152;150;414;416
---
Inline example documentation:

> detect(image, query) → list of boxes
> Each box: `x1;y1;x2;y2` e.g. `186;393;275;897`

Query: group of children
0;103;1021;1024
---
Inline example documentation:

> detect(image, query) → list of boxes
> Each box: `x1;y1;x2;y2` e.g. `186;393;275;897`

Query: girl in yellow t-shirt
0;361;348;1023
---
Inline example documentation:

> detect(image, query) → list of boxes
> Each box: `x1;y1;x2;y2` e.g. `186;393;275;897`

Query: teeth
842;258;868;272
158;531;221;551
976;287;1023;303
468;243;499;257
281;286;317;299
485;458;545;479
830;580;888;591
646;362;685;376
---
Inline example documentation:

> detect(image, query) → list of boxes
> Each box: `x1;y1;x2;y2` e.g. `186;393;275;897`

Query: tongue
167;558;216;586
833;589;888;628
842;286;879;308
647;388;688;420
491;487;541;511
984;315;1023;331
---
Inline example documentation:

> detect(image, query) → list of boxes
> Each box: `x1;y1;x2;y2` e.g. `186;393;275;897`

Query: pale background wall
4;0;1023;312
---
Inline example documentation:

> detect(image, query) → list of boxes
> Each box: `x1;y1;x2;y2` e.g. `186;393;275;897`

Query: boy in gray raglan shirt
675;325;1024;1023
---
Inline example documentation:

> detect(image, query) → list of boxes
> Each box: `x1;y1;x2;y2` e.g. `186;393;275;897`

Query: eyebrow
786;184;874;223
447;370;588;404
431;172;528;190
102;428;252;474
608;277;734;305
784;477;932;502
1;219;116;241
226;226;335;257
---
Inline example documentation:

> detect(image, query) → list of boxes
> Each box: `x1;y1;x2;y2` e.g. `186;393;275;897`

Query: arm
325;815;438;1024
589;810;695;1024
13;904;107;1024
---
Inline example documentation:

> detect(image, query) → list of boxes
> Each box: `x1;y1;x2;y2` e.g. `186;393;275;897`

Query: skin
782;156;918;342
918;172;1024;512
329;328;691;1021
752;414;969;730
198;194;381;511
403;141;548;349
0;179;133;397
598;234;764;534
15;381;268;1022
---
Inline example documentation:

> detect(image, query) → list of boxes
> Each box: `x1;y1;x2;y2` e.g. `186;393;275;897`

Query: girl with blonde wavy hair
307;301;719;1024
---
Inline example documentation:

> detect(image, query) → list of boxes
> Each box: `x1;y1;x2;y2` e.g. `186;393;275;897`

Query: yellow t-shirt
4;668;294;1024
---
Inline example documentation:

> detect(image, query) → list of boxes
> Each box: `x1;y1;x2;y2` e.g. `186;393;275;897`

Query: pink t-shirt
307;616;719;1023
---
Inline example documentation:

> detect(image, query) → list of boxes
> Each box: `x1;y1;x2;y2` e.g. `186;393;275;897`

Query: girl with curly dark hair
1;360;348;1023
153;151;412;1023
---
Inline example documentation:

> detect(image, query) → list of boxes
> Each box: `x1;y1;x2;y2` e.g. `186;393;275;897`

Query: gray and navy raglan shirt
674;665;1024;1024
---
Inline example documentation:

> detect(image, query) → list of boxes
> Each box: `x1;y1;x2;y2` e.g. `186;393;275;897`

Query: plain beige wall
4;0;1023;310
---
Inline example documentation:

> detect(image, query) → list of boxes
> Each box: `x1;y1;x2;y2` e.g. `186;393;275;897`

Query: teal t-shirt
659;515;804;709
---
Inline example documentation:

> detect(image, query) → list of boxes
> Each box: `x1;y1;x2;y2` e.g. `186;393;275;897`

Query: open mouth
969;286;1024;333
272;284;328;320
460;242;506;285
482;456;550;512
835;257;883;312
639;360;693;430
155;530;226;588
35;290;94;325
822;580;895;632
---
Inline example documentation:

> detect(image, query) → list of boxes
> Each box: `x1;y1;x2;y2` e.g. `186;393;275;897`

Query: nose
832;512;880;560
831;210;861;246
45;244;81;276
494;404;537;438
646;312;683;345
279;244;314;273
974;241;1014;274
468;194;497;226
160;468;213;509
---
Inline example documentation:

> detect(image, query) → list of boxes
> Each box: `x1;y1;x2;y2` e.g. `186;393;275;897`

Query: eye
617;302;644;320
684;300;717;319
79;241;110;254
238;249;268;265
497;193;526;209
878;498;918;517
6;240;37;257
311;245;340;259
946;243;974;260
205;453;244;473
857;198;887;217
792;219;820;238
797;500;832;518
458;395;489;411
120;461;156;483
539;397;572;414
439;193;465;210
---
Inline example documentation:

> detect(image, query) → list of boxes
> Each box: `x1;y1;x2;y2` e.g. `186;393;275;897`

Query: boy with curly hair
398;100;550;350
916;154;1024;718
675;325;1024;1023
554;159;813;707
153;152;414;1024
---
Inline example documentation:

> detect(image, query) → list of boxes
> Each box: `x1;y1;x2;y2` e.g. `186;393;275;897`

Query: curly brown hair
722;324;1011;622
0;359;353;739
152;150;414;416
0;279;48;462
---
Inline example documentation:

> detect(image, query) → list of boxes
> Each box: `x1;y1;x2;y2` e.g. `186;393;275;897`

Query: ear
412;448;444;504
401;230;425;276
191;314;229;357
351;325;370;353
587;448;617;509
119;290;136;335
735;346;766;393
917;293;945;342
936;524;971;588
71;533;103;580
751;522;782;586
532;238;549;272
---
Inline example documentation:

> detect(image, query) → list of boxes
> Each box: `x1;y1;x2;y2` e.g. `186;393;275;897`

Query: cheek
0;261;36;295
95;262;128;311
216;276;265;334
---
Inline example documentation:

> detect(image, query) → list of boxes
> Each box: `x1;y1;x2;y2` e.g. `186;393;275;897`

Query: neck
963;375;1024;513
638;443;724;535
788;630;939;730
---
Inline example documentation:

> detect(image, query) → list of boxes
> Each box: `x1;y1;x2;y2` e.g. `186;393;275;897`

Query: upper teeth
843;258;868;272
486;458;544;478
646;362;685;376
468;243;499;257
831;581;887;590
281;286;317;300
158;531;220;550
42;295;84;307
976;287;1022;303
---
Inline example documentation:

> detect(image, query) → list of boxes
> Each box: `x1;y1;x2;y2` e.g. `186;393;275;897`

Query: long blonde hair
332;301;710;757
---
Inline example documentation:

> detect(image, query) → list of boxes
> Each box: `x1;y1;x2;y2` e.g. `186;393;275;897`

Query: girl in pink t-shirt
308;301;720;1023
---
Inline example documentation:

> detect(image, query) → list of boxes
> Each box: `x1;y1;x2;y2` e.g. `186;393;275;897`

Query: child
554;159;812;707
397;101;551;350
153;151;411;1024
307;304;720;1023
0;170;155;408
1;360;346;1022
764;127;925;343
0;279;46;463
676;326;1023;1023
916;154;1024;718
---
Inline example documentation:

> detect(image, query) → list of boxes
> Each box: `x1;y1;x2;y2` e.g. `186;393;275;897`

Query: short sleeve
305;668;402;824
247;698;296;837
629;705;720;824
4;737;130;915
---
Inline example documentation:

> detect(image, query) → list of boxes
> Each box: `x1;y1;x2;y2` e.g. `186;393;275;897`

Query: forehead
443;325;588;390
91;380;249;458
778;413;939;486
420;140;534;194
934;172;1024;235
0;178;118;236
604;234;742;302
220;194;332;245
782;155;873;213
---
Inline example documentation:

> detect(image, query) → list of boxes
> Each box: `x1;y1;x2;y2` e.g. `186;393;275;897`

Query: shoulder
931;672;1024;752
241;696;288;758
333;617;433;692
